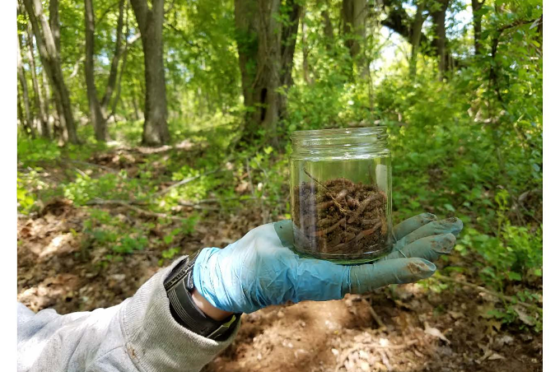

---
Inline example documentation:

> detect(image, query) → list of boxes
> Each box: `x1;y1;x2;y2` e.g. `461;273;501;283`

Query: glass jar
289;127;392;263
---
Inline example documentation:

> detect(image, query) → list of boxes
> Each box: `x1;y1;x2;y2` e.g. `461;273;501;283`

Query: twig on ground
74;168;88;178
361;298;386;330
154;169;221;197
64;159;118;173
379;349;393;371
178;196;258;207
86;198;148;206
86;199;187;222
435;274;542;314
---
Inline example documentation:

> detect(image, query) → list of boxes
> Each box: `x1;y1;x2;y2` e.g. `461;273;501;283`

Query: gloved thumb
344;257;436;294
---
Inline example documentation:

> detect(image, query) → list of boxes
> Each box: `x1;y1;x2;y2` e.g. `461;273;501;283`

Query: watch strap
164;256;240;340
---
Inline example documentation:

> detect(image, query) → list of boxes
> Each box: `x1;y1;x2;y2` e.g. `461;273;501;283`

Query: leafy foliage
17;0;542;330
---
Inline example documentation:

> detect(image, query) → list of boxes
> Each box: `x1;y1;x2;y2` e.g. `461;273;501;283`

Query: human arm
17;258;239;372
17;213;462;372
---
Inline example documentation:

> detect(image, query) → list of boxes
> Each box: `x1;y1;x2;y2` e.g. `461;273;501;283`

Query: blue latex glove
193;213;463;314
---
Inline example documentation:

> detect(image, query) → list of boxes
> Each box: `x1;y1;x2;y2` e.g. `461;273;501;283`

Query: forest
17;0;542;371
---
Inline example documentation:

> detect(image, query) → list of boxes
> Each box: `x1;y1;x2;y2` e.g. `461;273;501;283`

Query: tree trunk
42;68;55;129
17;34;35;138
101;0;125;113
110;34;132;121
472;0;484;55
278;0;302;122
132;93;141;121
430;0;449;78
84;0;108;142
321;0;334;50
409;0;426;77
234;0;301;144
130;0;170;146
382;0;459;70
49;0;61;57
23;0;79;144
301;11;313;85
26;23;50;138
341;0;368;76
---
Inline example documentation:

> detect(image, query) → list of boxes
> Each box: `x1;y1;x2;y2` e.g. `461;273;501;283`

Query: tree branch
435;274;542;314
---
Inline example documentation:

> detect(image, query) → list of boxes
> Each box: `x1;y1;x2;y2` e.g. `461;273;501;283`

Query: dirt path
17;201;542;372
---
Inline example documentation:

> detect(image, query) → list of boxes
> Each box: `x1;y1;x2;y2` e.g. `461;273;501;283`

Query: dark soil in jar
292;175;389;260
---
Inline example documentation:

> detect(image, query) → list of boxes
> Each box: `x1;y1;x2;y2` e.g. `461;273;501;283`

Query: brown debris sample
292;177;389;261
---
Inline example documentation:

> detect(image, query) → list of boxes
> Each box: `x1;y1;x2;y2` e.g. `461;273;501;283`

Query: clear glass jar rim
290;126;386;140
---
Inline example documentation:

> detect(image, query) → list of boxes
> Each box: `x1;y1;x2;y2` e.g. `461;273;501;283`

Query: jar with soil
289;127;392;263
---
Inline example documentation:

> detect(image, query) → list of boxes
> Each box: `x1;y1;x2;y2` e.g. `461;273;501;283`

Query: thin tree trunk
409;1;426;77
49;0;61;57
472;0;484;55
341;0;368;76
101;0;125;113
84;0;108;141
111;36;140;121
26;23;50;138
42;68;55;129
234;0;301;145
23;0;79;144
278;0;302;121
132;93;140;121
321;0;334;50
430;0;449;78
110;36;131;121
17;34;35;138
301;11;312;84
17;88;25;134
280;0;302;89
130;0;170;146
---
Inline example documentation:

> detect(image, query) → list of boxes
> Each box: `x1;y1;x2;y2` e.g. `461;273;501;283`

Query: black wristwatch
164;256;240;340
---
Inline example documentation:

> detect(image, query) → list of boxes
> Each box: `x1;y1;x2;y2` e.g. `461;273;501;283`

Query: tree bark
409;0;426;77
430;0;449;77
472;0;484;55
23;0;79;144
132;93;141;121
26;23;50;138
321;0;334;49
17;34;35;138
84;0;108;142
278;0;302;122
49;0;61;57
42;68;55;128
341;0;368;76
130;0;170;146
101;0;125;113
110;31;137;121
301;11;313;85
234;0;301;144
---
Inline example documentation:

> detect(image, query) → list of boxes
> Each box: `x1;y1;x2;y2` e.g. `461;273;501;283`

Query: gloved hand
193;213;463;314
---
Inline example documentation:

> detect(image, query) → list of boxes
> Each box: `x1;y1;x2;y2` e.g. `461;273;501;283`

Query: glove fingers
393;217;463;251
382;233;456;262
346;257;436;294
391;213;437;243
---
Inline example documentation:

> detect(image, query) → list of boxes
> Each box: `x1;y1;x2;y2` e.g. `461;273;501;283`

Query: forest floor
17;145;542;372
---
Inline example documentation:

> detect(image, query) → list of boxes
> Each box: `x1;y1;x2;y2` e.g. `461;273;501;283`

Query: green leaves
17;177;34;213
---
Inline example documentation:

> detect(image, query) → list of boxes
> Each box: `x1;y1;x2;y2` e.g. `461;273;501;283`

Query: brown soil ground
17;148;542;372
17;205;542;372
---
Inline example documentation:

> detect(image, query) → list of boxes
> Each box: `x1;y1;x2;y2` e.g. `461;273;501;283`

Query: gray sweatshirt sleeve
17;256;240;372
